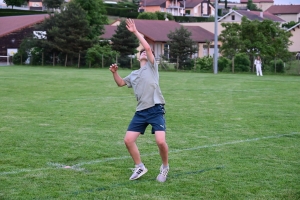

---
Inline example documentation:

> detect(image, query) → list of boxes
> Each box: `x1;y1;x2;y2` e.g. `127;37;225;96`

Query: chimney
260;12;263;18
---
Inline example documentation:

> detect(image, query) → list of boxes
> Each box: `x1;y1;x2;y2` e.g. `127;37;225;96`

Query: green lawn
0;66;299;199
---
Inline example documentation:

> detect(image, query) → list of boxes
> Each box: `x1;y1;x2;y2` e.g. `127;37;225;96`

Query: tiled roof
185;0;205;8
101;25;117;39
236;10;285;22
141;0;207;8
101;19;214;42
266;5;300;14
0;14;49;37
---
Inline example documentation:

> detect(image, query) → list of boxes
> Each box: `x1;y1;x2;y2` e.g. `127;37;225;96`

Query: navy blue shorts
127;104;166;134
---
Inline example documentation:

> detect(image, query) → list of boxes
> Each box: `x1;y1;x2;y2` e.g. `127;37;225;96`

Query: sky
273;0;300;4
229;0;300;4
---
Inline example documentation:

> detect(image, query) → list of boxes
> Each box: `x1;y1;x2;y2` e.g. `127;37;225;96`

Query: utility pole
213;0;218;74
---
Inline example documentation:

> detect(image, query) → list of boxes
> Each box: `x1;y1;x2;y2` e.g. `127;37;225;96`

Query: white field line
50;96;132;102
0;132;298;176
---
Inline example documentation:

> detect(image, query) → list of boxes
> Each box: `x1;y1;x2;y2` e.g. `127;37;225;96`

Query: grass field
0;66;299;199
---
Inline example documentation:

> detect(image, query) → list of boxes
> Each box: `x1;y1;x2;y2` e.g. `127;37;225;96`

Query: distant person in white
254;56;263;76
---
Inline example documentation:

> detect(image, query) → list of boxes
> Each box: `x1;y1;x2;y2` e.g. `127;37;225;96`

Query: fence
0;56;10;66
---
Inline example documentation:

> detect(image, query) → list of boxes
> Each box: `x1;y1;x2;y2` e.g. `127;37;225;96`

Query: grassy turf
0;66;299;199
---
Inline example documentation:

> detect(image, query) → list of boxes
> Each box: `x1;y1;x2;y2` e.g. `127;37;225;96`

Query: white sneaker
156;164;169;182
129;166;148;180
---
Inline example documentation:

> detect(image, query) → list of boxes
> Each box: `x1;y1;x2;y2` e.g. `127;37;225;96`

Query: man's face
140;51;147;61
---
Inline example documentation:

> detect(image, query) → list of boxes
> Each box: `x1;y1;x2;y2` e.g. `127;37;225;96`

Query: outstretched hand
109;63;118;73
126;18;137;33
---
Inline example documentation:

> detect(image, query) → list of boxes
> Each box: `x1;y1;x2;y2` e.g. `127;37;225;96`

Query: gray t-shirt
123;61;165;111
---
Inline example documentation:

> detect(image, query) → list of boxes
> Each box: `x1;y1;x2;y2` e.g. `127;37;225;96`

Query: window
164;44;169;60
231;15;235;21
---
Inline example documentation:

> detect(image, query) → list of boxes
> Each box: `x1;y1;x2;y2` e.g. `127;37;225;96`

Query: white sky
273;0;300;4
229;0;300;4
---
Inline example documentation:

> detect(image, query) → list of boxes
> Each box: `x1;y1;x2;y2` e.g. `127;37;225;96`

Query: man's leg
124;131;142;164
155;131;169;182
155;131;168;166
124;131;148;180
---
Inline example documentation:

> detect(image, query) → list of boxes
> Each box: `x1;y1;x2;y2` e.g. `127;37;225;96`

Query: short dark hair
140;49;155;57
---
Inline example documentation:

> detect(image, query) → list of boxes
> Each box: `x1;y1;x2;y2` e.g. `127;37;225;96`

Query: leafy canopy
110;20;139;56
167;26;198;69
4;0;25;8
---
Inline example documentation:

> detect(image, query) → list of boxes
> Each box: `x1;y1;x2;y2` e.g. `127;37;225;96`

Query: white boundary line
0;132;299;176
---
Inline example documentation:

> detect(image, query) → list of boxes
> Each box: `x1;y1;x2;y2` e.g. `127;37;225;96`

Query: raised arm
126;18;155;64
109;63;126;87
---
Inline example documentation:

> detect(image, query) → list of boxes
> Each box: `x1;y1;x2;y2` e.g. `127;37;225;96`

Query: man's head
139;49;155;61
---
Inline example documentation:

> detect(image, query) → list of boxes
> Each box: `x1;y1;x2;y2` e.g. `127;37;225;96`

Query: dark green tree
282;21;298;29
37;1;95;67
43;0;64;10
86;44;119;68
219;22;244;73
110;20;139;56
74;0;108;39
240;17;264;71
247;0;262;11
4;0;25;9
167;26;198;70
257;20;292;72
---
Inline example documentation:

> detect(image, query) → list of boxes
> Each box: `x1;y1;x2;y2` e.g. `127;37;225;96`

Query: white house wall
219;13;243;22
276;14;300;23
289;27;300;53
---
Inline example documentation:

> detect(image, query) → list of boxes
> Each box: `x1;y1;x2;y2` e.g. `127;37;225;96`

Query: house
287;22;300;53
0;14;49;62
240;0;274;11
218;9;285;24
101;19;215;59
266;5;300;23
139;0;215;17
28;0;43;11
184;0;215;17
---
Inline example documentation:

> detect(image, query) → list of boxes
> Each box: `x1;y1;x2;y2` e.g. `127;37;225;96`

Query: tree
247;0;262;11
240;17;264;72
4;0;25;9
282;21;298;29
167;26;198;70
43;0;64;10
257;20;292;72
219;17;292;73
74;0;108;39
37;1;95;67
110;20;139;57
86;44;119;68
219;22;243;73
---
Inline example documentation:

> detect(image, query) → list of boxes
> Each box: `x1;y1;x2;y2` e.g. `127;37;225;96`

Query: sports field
0;66;299;199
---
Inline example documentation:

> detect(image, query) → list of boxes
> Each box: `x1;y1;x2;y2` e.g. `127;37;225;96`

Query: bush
181;59;194;70
137;12;158;20
195;56;213;71
218;56;231;72
173;16;215;22
12;51;28;65
154;11;174;21
270;59;285;73
234;53;250;72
